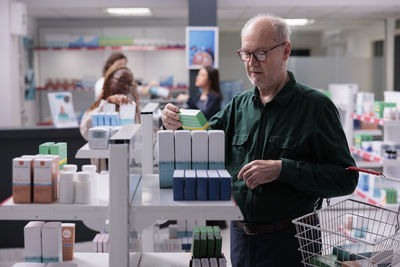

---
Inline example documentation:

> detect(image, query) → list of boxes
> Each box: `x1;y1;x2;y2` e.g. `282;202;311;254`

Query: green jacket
209;71;358;223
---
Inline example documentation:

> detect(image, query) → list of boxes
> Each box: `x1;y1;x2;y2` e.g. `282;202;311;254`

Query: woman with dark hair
94;52;128;99
177;66;222;120
80;65;140;171
81;65;140;140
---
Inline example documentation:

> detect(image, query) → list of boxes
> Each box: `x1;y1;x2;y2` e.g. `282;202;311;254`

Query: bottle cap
63;164;77;172
82;165;97;173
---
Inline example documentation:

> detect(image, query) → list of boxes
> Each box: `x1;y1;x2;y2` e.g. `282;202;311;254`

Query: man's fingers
238;162;254;180
166;103;180;113
165;109;180;121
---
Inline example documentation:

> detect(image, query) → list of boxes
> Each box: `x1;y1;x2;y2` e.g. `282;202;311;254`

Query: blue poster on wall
23;37;35;100
186;26;219;69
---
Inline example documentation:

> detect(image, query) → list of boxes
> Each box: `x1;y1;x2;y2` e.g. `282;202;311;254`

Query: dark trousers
230;221;304;267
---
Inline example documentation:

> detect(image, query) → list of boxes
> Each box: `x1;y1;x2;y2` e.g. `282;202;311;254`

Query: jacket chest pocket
268;136;298;158
230;132;250;166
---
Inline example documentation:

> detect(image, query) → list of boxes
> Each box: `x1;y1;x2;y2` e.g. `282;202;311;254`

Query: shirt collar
251;71;296;106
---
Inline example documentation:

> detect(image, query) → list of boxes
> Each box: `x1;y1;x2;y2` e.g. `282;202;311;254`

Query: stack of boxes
91;113;119;127
157;130;225;188
39;142;67;170
24;221;75;264
91;103;136;127
173;169;231;201
12;142;68;204
191;226;226;267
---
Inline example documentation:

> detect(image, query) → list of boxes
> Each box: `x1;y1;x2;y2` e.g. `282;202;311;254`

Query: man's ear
283;42;291;61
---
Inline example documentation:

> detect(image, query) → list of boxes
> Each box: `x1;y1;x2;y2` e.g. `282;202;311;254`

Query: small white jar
82;165;98;202
59;171;75;204
75;171;91;204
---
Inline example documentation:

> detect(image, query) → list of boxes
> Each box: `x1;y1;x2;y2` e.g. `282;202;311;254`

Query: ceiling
20;0;400;32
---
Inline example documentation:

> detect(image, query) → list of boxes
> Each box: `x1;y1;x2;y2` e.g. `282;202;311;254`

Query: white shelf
35;45;185;51
130;174;243;231
0;253;190;267
140;252;191;267
354;129;382;136
75;143;109;159
0;197;108;232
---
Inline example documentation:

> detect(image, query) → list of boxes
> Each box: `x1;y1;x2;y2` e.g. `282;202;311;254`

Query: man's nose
248;53;259;66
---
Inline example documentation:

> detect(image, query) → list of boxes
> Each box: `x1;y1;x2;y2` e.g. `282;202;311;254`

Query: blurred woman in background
177;66;222;120
80;65;140;171
94;52;128;99
81;65;140;140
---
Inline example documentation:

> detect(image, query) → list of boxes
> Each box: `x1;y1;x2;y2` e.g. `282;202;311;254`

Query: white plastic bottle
75;171;91;204
59;171;75;204
82;165;98;203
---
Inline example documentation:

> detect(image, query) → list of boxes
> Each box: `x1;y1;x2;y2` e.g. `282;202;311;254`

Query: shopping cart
292;167;400;267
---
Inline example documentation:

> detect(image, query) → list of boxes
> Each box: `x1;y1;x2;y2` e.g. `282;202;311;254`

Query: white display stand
0;112;244;266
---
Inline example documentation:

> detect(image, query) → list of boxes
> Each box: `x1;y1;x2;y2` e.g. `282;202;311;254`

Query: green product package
214;232;222;258
179;109;211;130
207;231;215;257
191;232;200;258
200;231;207;258
39;142;55;154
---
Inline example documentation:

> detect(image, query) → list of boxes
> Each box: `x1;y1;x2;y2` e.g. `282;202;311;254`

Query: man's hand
237;160;282;190
162;103;182;130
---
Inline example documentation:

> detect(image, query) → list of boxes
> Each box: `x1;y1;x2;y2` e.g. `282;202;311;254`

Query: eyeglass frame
237;41;287;62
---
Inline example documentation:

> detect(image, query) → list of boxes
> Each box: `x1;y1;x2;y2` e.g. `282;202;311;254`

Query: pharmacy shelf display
34;45;185;52
351;112;400;208
0;106;243;266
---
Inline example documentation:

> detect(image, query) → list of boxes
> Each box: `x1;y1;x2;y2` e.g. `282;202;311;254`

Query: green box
207;231;215;257
214;232;222;258
200;232;207;258
50;143;67;158
191;232;200;258
39;142;55;154
179;109;211;130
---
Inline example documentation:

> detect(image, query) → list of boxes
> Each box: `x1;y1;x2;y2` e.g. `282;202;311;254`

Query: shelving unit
350;146;384;164
354;188;399;210
0;197;108;232
34;45;185;52
350;108;400;208
34;43;188;124
0;105;243;266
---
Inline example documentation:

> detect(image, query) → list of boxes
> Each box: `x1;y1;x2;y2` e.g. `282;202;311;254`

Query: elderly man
162;14;358;267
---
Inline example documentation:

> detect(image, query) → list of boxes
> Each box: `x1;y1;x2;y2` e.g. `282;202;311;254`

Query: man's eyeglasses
237;42;287;62
112;77;133;87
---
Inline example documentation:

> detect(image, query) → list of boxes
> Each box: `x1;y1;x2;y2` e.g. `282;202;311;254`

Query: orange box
12;157;33;203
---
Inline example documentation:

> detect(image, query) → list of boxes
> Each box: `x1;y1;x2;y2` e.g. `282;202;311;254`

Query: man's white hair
241;14;291;43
